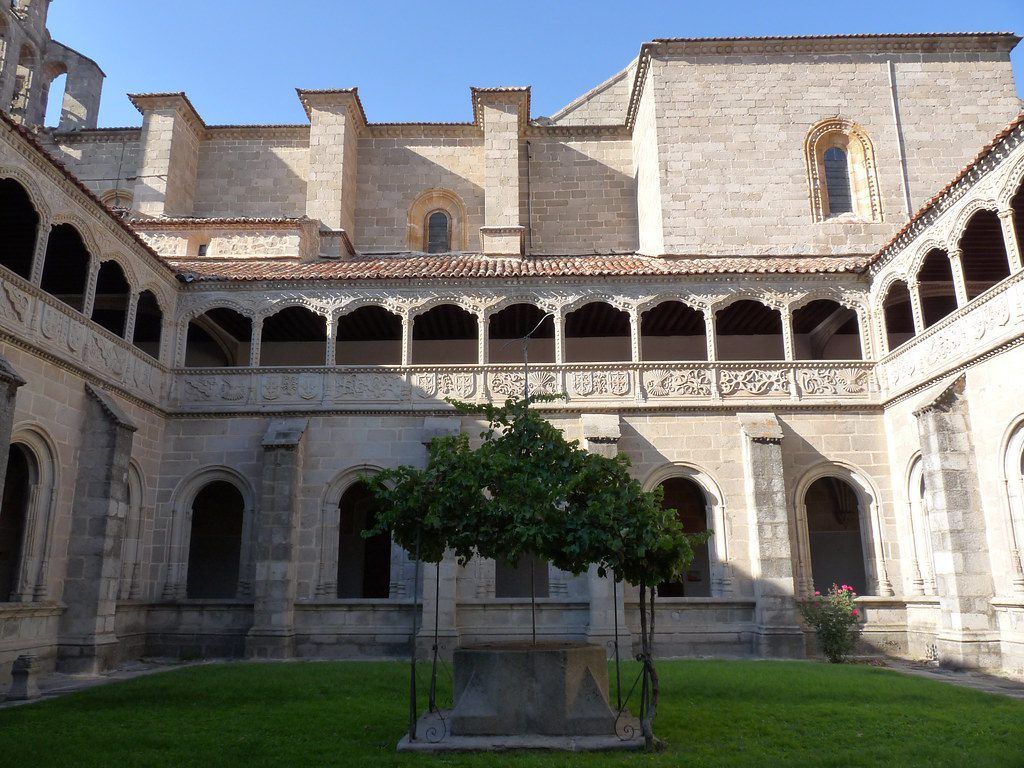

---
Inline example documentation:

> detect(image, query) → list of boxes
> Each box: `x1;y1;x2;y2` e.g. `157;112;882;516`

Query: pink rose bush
798;583;862;663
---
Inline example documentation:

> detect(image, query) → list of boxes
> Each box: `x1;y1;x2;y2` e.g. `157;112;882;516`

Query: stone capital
737;412;783;443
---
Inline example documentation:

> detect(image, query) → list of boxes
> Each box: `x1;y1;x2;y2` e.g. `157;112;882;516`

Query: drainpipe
887;59;914;220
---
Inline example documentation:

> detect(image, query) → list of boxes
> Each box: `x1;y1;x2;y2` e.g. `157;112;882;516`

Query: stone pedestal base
450;642;615;737
5;655;40;701
245;631;295;660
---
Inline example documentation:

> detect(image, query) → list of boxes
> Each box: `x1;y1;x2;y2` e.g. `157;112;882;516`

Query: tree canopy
364;395;708;589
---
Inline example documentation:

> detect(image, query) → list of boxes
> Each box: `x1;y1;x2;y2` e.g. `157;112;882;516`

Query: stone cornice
128;92;206;138
471;87;531;131
295;88;368;128
131;216;319;231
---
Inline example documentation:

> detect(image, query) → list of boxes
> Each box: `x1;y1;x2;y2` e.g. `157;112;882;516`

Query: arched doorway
0;444;32;601
337;481;391;599
186;481;244;599
656;476;711;597
803;476;868;595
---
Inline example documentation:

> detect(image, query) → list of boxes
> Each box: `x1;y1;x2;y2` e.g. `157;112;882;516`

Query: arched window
119;463;144;600
1003;423;1024;594
656;477;711;597
823;147;853;216
0;178;40;280
916;249;958;328
260;306;327;366
959;210;1011;300
714;299;784;361
185;308;253;368
881;281;915;353
564;301;631;363
906;457;935;595
488;303;554;364
803;476;868;595
336;481;390;599
40;223;91;312
425;210;451;254
0;444;32;601
10;45;36;122
494;554;549;599
42;62;67;127
186;481;244;599
640;301;707;361
791;299;862;361
132;290;163;359
91;260;131;337
806;119;882;222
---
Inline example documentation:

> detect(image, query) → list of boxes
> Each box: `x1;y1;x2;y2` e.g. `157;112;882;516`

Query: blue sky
47;0;1024;127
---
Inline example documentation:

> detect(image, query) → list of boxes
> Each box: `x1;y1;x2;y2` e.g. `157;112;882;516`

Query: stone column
0;356;26;505
948;250;970;308
58;385;137;673
554;311;566;366
475;88;527;255
249;317;263;367
298;89;362;239
737;413;804;658
998;208;1023;273
908;280;926;334
28;212;50;286
245;418;308;659
81;257;100;320
417;417;463;656
913;375;1000;670
123;290;140;345
477;313;488;366
129;93;204;218
401;316;413;367
580;414;631;653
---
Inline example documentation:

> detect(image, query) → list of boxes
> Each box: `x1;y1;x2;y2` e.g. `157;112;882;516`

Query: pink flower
814;591;821;596
841;584;852;591
852;609;859;617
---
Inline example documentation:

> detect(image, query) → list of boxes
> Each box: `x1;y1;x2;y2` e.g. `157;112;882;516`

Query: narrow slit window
823;147;853;216
426;211;450;254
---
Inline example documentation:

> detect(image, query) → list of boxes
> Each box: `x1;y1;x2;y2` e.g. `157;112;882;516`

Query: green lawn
1;659;1022;767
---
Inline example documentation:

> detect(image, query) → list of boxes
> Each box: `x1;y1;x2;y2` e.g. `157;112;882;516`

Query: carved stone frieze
718;367;790;397
569;370;631;397
642;367;712;397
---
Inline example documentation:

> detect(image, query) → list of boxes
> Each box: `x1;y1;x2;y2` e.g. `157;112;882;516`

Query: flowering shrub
798;584;862;663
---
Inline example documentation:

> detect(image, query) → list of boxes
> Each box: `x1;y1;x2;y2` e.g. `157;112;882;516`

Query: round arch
166;466;256;601
407;188;468;252
6;423;59;600
999;416;1024;592
119;459;146;600
643;461;731;597
792;461;891;598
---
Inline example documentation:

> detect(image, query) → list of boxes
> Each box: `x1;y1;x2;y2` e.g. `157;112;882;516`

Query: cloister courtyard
2;660;1022;767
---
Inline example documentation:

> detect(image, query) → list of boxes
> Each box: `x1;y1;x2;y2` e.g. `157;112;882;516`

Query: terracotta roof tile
870;109;1024;266
169;253;870;283
0;112;176;275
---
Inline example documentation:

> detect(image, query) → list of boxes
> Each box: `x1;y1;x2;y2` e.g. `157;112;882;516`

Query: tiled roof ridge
652;31;1019;43
869;109;1024;267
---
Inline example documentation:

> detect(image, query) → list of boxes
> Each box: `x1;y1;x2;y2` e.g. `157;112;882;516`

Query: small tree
365;395;709;749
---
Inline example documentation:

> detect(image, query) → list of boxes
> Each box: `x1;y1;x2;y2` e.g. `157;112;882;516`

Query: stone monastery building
1;0;1024;681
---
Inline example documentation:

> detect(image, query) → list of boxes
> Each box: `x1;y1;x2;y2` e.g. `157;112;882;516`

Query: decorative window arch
643;462;731;597
905;455;935;595
425;209;451;254
116;461;146;600
793;463;892;598
1002;421;1024;593
407;189;467;252
165;467;256;601
2;425;59;602
806;119;882;223
316;466;413;600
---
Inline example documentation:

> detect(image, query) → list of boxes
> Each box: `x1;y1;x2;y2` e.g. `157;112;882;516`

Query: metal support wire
429;561;441;712
407;531;421;742
613;576;622;711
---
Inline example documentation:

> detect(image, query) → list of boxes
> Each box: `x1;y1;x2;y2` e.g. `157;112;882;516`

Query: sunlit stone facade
1;2;1023;680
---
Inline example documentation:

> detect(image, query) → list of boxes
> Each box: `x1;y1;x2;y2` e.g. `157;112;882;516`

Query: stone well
448;642;616;737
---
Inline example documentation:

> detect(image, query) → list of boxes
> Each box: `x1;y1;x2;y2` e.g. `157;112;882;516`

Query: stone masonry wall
648;51;1020;256
355;134;484;251
193;136;309;219
525;134;637;254
44;133;141;201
